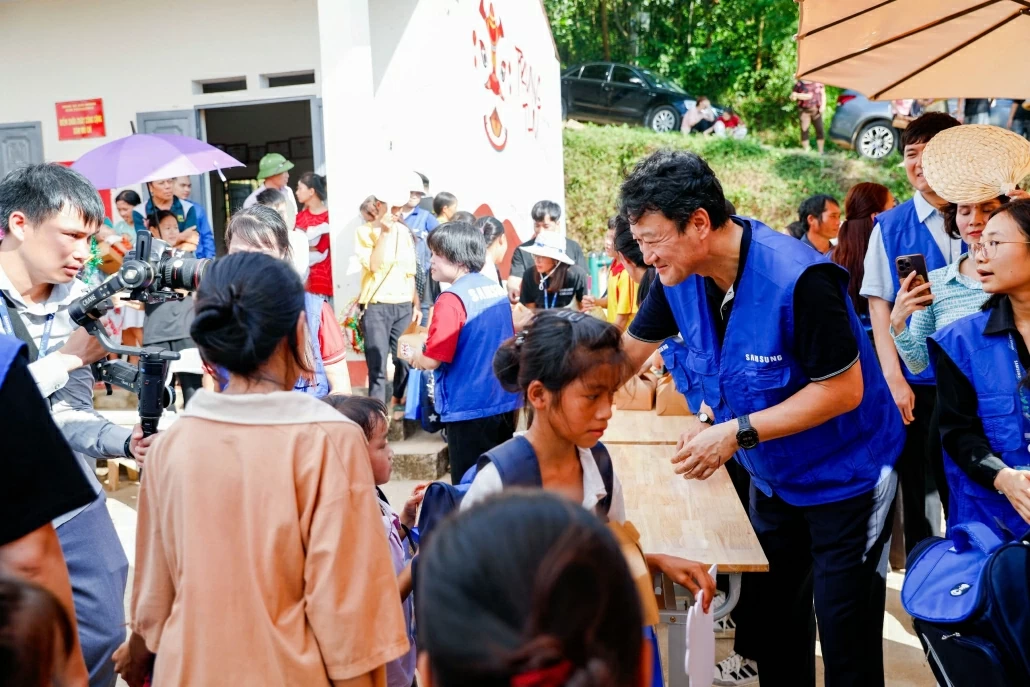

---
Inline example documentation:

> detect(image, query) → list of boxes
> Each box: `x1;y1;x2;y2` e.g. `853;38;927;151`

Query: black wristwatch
697;411;715;426
736;415;759;450
123;435;134;460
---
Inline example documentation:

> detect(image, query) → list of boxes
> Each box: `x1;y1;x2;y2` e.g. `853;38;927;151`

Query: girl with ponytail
114;252;408;687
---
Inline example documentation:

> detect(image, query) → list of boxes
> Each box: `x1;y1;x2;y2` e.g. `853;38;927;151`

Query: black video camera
69;229;210;436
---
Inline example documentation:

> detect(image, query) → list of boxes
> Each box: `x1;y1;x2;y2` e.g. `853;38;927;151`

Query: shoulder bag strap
1;293;40;360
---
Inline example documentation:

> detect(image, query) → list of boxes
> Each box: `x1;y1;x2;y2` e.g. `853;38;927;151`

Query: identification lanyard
540;271;557;310
0;297;55;360
1005;332;1030;453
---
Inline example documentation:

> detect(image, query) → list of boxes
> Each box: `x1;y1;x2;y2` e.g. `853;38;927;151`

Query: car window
639;68;686;95
580;64;610;81
611;66;642;86
563;66;582;78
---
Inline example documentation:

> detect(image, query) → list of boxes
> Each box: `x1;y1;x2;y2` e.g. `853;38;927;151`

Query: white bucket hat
519;230;574;266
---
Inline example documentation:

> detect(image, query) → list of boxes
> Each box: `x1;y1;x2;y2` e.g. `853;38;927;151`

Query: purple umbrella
71;133;245;189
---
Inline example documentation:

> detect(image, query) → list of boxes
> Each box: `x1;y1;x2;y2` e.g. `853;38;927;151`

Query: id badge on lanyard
1006;333;1030;454
0;298;55;361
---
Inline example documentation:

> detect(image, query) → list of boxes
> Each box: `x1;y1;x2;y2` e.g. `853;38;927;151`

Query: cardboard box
655;375;692;416
396;325;428;362
615;373;657;410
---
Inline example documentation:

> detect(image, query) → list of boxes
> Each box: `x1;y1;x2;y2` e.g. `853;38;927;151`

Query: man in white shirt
0;164;155;687
859;113;962;558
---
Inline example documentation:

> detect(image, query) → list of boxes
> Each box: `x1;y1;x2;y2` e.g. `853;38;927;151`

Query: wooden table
609;443;768;687
604;407;688;445
609;444;768;573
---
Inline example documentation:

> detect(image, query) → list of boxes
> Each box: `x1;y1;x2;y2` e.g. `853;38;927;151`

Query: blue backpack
412;437;613;546
902;523;1030;685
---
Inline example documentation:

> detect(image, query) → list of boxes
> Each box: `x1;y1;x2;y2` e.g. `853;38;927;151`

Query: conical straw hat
922;125;1030;204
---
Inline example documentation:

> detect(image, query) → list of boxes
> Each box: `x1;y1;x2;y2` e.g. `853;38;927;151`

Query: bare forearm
869;298;904;381
0;526;89;686
620;332;660;384
369;228;393;273
614;313;630;331
750;362;864;442
325;361;352;394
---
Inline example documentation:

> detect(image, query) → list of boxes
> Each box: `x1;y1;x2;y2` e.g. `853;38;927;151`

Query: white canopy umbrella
795;0;1030;100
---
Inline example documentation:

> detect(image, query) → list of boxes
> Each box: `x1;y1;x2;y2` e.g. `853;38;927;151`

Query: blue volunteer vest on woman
433;272;521;422
929;311;1029;541
878;198;953;386
663;220;903;506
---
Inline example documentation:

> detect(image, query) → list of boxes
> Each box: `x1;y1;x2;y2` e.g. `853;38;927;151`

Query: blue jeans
57;492;129;687
747;470;898;687
1013;119;1030;140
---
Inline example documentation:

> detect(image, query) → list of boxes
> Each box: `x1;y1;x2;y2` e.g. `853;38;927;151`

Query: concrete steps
389;426;448;481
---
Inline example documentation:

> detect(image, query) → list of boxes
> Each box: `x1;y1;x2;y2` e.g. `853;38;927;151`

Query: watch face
698;412;712;424
737;429;759;450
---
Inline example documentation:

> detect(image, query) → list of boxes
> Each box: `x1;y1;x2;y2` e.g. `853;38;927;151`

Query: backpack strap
590;442;614;517
477;436;543;488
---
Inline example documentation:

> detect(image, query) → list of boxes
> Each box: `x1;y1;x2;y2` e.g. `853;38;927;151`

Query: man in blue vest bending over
860;113;962;557
617;150;903;687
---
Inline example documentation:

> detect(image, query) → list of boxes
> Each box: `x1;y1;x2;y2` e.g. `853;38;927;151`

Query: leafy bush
563;124;910;251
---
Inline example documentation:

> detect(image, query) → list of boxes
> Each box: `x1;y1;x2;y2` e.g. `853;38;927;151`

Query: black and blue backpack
901;523;1030;686
411;436;613;546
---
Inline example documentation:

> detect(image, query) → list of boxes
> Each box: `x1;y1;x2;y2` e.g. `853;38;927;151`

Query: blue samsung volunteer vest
658;337;696;403
433;272;521;422
878;198;953;385
664;220;903;506
929;311;1028;541
214;293;329;396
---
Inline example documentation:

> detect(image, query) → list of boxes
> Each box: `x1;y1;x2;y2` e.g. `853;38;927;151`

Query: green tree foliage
562;124;910;251
545;0;804;131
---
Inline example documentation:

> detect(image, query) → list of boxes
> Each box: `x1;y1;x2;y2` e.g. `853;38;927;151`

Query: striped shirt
891;255;988;374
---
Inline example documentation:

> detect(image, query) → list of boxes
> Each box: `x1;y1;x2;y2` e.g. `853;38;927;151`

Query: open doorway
202;99;319;254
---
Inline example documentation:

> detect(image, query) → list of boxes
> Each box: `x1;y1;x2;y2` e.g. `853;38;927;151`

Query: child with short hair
322;394;425;687
0;577;77;687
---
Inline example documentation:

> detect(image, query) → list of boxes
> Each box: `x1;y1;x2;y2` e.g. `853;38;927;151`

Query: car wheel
855;121;897;159
648;106;679;133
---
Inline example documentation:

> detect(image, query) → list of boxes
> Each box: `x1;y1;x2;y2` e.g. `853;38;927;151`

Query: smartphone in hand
895;254;931;292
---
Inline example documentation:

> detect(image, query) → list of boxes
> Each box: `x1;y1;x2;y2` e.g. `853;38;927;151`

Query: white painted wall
324;0;566;311
0;0;321;163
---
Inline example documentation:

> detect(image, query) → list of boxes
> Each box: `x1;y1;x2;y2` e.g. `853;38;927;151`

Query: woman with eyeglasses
929;199;1030;541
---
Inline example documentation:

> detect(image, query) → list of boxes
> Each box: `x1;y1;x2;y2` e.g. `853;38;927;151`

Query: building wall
325;0;566;309
0;0;321;165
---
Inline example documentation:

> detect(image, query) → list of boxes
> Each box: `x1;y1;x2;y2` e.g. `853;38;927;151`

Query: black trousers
897;384;947;555
363;302;412;405
446;411;517;483
720;459;762;662
748;471;897;687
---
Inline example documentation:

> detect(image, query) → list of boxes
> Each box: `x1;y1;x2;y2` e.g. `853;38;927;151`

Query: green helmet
257;153;294;180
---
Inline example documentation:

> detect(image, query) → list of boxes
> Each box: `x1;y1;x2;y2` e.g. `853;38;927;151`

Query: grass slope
563;124;910;250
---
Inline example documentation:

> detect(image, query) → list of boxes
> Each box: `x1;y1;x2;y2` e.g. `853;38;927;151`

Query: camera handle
71;269;181;438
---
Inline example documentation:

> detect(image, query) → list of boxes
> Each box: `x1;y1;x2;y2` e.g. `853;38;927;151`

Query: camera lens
158;255;211;291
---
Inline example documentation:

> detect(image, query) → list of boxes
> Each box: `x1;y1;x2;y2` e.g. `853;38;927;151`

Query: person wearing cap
172;177;216;259
356;186;420;416
929;198;1030;542
132;177;199;242
506;200;587;303
518;230;588;311
859;112;962;557
242;153;297;222
617;149;903;687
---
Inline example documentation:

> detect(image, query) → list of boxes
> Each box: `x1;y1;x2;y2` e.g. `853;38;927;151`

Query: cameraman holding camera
0;164;155;687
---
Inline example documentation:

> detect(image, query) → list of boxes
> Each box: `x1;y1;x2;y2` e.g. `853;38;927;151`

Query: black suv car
561;62;695;133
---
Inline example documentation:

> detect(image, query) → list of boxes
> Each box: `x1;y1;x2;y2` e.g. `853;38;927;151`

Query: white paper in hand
684;564;718;686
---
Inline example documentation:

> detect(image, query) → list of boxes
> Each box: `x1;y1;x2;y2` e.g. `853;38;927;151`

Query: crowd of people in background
3;103;1030;687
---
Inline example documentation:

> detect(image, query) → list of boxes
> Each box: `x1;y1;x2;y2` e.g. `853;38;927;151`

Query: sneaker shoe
714;613;736;639
713;652;759;686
